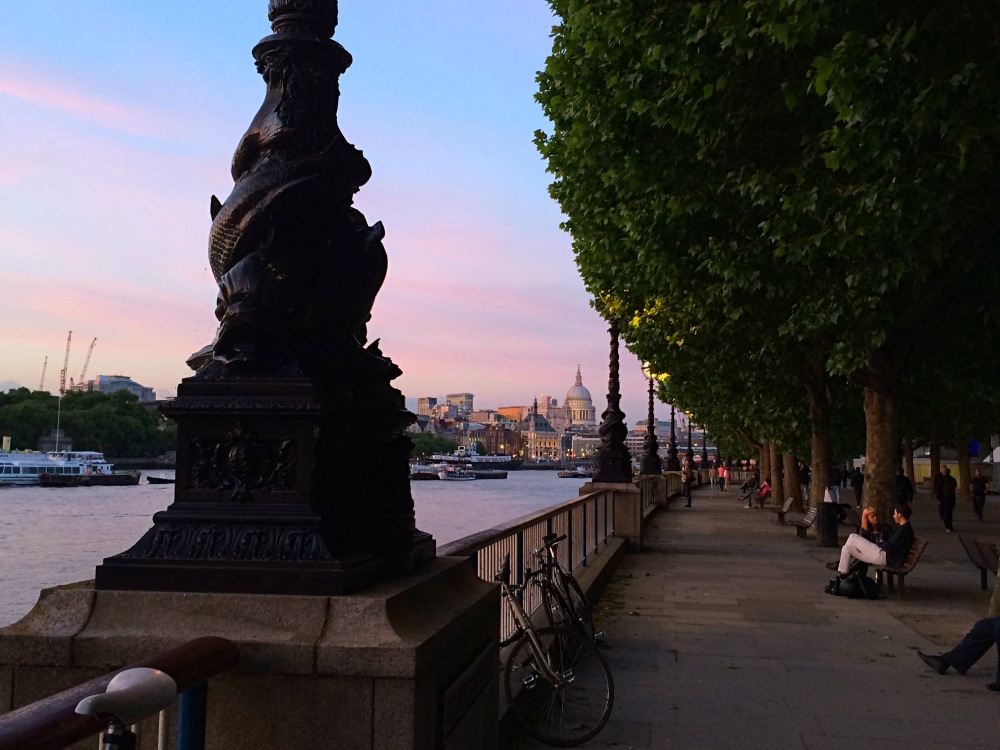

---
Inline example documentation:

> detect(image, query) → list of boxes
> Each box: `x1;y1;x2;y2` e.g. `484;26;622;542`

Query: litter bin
817;500;840;547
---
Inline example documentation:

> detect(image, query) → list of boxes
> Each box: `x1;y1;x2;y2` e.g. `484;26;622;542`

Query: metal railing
637;475;658;518
0;636;239;750
440;487;617;638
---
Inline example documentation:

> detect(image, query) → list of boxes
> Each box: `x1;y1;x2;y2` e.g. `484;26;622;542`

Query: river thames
0;470;584;627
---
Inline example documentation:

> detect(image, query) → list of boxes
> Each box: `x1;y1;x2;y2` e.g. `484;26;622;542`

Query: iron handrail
440;486;619;638
0;636;239;750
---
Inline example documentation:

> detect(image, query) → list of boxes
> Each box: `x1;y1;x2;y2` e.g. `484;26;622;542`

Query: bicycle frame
496;557;565;686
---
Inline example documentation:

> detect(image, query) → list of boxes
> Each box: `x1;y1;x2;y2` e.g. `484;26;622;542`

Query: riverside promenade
505;485;1000;750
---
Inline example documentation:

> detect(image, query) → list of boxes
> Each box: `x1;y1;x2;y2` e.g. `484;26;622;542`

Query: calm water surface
0;470;583;627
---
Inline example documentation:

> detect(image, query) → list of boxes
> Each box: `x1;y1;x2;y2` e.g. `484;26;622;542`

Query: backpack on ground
825;571;880;599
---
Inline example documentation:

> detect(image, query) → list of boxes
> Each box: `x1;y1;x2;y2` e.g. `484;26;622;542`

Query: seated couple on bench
832;503;914;577
745;479;772;508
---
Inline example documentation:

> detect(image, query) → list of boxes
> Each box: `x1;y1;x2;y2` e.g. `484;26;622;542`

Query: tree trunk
956;440;971;507
863;385;895;517
806;365;831;510
769;443;783;508
783;452;802;510
760;442;771;485
903;435;915;485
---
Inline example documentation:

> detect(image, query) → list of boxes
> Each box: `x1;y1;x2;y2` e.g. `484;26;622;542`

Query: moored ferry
428;445;522;470
0;450;115;487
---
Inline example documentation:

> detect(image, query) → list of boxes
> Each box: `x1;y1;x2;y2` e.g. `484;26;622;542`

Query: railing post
515;531;524;608
567;510;575;571
581;502;587;567
176;682;208;750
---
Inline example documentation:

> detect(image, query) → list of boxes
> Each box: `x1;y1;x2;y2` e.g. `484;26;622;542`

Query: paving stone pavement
503;486;1000;749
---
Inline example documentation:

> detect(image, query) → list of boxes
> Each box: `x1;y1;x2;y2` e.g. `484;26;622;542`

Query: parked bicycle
532;533;601;642
496;552;614;746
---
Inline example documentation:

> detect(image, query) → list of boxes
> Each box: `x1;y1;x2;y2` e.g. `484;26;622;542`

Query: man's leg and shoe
918;616;1000;691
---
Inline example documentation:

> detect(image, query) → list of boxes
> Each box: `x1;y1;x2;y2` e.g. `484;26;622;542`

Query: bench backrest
898;538;928;572
958;536;999;572
801;507;817;525
780;497;793;513
981;541;1000;573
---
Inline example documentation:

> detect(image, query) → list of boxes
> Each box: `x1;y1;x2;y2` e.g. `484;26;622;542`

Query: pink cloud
0;68;158;138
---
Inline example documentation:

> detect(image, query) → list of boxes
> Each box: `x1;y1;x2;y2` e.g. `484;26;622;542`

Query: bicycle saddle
75;668;178;726
495;553;511;584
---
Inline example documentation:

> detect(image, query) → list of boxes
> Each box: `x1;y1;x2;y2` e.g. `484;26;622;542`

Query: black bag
837;571;880;599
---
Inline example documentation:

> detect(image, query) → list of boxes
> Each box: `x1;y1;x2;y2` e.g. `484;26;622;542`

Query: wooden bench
958;536;999;591
772;497;794;524
872;538;928;596
789;507;818;539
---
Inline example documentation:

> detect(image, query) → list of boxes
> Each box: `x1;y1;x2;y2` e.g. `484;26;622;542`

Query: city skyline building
69;374;155;402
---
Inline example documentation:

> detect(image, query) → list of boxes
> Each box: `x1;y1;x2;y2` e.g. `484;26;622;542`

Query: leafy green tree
0;389;57;450
0;389;173;457
536;0;1000;513
408;433;457;460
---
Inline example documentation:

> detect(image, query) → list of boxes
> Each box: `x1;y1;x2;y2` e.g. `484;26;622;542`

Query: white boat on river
438;466;477;481
0;449;115;487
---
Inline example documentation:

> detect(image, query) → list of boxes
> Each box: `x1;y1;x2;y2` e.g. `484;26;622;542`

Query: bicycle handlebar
542;533;567;546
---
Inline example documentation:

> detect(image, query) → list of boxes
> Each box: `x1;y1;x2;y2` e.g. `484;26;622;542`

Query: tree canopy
536;0;1000;510
0;389;174;458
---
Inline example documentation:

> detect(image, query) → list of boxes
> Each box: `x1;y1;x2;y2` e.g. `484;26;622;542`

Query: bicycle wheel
557;570;597;641
503;626;614;747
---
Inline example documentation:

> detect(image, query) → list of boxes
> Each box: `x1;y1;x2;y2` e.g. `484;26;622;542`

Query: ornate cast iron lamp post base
639;368;662;476
95;0;434;595
593;321;632;484
666;405;680;471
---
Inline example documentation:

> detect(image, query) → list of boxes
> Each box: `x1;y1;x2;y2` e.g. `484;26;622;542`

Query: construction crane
78;337;97;386
59;331;72;397
39;357;48;391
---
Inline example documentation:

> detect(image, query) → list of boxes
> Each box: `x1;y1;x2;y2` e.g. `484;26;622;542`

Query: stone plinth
0;557;498;750
581;481;644;551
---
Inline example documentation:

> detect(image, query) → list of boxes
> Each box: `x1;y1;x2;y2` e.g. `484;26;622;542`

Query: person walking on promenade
708;462;717;490
936;466;957;532
970;467;988;522
895;467;914;505
917;616;1000;692
681;459;694;507
849;466;864;507
718;464;727;492
798;463;811;503
834;504;914;576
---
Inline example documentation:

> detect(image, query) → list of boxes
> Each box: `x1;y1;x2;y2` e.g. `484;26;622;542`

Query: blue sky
0;1;657;424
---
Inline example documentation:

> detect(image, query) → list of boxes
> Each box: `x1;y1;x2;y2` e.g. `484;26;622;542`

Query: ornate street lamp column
639;364;662;475
666;405;680;471
592;320;632;483
95;0;432;596
686;416;695;466
701;425;710;465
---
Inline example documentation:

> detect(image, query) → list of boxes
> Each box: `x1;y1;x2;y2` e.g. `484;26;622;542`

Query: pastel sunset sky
1;1;662;426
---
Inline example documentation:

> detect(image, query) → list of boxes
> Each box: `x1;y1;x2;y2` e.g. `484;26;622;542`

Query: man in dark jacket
970;467;989;522
894;467;915;505
849;466;865;507
835;504;914;575
937;466;957;532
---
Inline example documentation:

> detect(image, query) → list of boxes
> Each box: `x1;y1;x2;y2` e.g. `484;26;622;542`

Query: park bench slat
772;497;794;525
789;507;818;539
958;536;999;591
873;538;928;597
